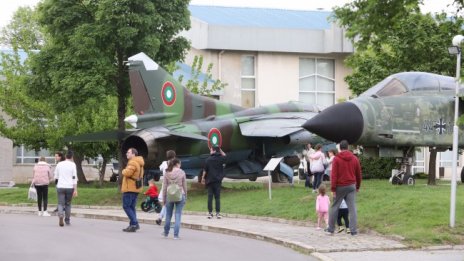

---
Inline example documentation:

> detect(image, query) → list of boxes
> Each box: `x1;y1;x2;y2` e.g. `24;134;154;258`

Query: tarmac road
0;214;316;261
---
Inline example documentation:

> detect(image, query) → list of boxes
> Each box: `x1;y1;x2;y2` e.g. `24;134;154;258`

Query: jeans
57;188;74;222
122;192;139;226
312;171;324;190
164;194;186;237
35;185;49;211
207;182;221;213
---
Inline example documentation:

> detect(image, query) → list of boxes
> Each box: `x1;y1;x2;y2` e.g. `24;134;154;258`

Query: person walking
326;140;362;236
162;158;187;239
52;152;65;213
201;145;226;219
121;147;145;232
156;150;176;225
32;156;52;217
54;151;78;227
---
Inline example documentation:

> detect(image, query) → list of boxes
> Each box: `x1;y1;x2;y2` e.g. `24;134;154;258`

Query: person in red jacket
144;179;159;211
326;140;362;236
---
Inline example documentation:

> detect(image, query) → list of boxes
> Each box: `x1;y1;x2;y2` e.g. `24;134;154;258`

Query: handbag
28;183;37;201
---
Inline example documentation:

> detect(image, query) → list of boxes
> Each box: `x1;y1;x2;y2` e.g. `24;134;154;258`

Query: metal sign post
263;157;283;200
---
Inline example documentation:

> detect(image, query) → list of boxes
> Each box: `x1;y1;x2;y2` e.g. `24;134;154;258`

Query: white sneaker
42;211;51;217
37;211;42;216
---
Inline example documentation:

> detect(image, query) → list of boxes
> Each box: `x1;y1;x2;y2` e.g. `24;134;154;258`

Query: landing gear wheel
407;176;415;185
392;175;402;185
248;176;257;182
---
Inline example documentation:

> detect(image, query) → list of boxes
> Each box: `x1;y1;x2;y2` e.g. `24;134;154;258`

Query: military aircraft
116;52;325;183
302;71;464;184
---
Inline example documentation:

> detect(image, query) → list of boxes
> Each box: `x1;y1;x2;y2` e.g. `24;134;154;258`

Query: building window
241;55;255;108
439;150;458;167
412;147;425;175
15;145;54;164
299;58;335;107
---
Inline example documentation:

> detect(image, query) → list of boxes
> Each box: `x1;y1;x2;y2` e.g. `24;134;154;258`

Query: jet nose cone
302;102;364;144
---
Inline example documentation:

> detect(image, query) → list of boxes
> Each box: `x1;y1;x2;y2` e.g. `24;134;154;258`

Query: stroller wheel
141;202;150;212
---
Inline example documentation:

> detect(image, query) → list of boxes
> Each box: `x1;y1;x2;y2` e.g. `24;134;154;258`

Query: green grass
2;179;463;246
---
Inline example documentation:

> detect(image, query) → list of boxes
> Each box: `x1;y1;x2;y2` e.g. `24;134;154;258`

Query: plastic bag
28;184;37;201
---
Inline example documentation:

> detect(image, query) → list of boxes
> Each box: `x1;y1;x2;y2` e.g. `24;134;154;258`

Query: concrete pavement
1;204;463;260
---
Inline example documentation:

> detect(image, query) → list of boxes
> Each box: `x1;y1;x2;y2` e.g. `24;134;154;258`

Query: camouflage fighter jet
119;53;325;183
302;72;464;184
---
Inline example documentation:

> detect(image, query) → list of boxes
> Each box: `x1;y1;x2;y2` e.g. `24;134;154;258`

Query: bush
359;156;398;179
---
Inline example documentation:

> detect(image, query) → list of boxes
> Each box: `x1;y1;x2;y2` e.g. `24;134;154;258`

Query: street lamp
448;34;464;228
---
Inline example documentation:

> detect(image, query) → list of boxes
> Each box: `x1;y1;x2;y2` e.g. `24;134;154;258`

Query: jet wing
237;112;314;137
63;130;135;142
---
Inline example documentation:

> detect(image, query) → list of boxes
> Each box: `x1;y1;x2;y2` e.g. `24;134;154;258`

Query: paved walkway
1;205;463;260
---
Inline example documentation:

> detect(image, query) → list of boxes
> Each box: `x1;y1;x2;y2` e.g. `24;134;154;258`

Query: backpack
166;176;182;202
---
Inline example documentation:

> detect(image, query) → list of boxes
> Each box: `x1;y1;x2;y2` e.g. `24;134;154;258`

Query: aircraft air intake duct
302;102;364;144
121;129;158;169
287;130;314;145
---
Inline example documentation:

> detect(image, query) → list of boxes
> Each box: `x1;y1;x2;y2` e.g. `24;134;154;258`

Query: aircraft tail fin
127;53;243;127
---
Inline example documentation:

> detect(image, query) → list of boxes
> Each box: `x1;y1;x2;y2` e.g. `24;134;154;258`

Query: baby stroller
140;196;162;213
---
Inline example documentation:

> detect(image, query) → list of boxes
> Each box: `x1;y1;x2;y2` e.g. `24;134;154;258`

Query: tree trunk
98;157;108;187
428;148;437;185
74;152;88;184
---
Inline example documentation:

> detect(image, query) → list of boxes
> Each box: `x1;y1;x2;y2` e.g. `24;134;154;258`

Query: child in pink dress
315;184;330;230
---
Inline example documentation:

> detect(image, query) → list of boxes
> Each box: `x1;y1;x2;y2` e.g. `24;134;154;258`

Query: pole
450;48;460;228
268;170;272;200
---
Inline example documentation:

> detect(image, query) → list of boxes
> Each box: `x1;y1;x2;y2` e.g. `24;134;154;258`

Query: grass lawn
1;179;463;246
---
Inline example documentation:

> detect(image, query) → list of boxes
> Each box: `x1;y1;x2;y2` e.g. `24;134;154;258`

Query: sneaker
65;221;71;225
351;232;358;236
155;218;162;225
161;232;168;238
122;225;137;232
316;227;322;230
135;224;140;230
173;236;180;240
37;211;42;216
42;211;51;217
337;227;345;233
346;228;351;234
325;230;334;236
216;213;222;219
59;217;64;227
207;213;213;219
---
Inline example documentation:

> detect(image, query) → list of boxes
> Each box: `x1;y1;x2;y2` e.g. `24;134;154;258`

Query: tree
172;55;227;96
26;0;191;180
333;0;464;185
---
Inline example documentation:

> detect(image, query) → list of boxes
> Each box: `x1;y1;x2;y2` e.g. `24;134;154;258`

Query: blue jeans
122;192;139;226
164;194;186;237
313;171;324;190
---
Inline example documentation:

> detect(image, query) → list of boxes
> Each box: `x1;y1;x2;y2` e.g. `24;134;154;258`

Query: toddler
315;184;330;230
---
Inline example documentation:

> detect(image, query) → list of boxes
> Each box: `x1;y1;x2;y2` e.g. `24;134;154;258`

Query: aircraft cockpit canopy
360;72;457;98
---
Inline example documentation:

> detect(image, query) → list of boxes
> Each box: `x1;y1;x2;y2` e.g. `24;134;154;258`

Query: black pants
207;182;221;213
337;208;349;227
35;185;49;211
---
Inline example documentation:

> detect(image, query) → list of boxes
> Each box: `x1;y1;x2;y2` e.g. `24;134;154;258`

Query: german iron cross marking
433;118;446;135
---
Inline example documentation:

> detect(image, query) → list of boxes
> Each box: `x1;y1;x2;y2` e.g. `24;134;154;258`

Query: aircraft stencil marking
208;128;222;148
434;118;447;135
161;81;176;106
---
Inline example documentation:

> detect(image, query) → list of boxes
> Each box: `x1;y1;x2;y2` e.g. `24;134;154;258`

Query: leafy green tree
25;0;191;179
172;55;227;96
333;1;464;96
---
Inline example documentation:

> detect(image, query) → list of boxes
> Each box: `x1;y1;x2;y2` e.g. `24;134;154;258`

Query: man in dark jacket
201;145;226;219
326;140;362;236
